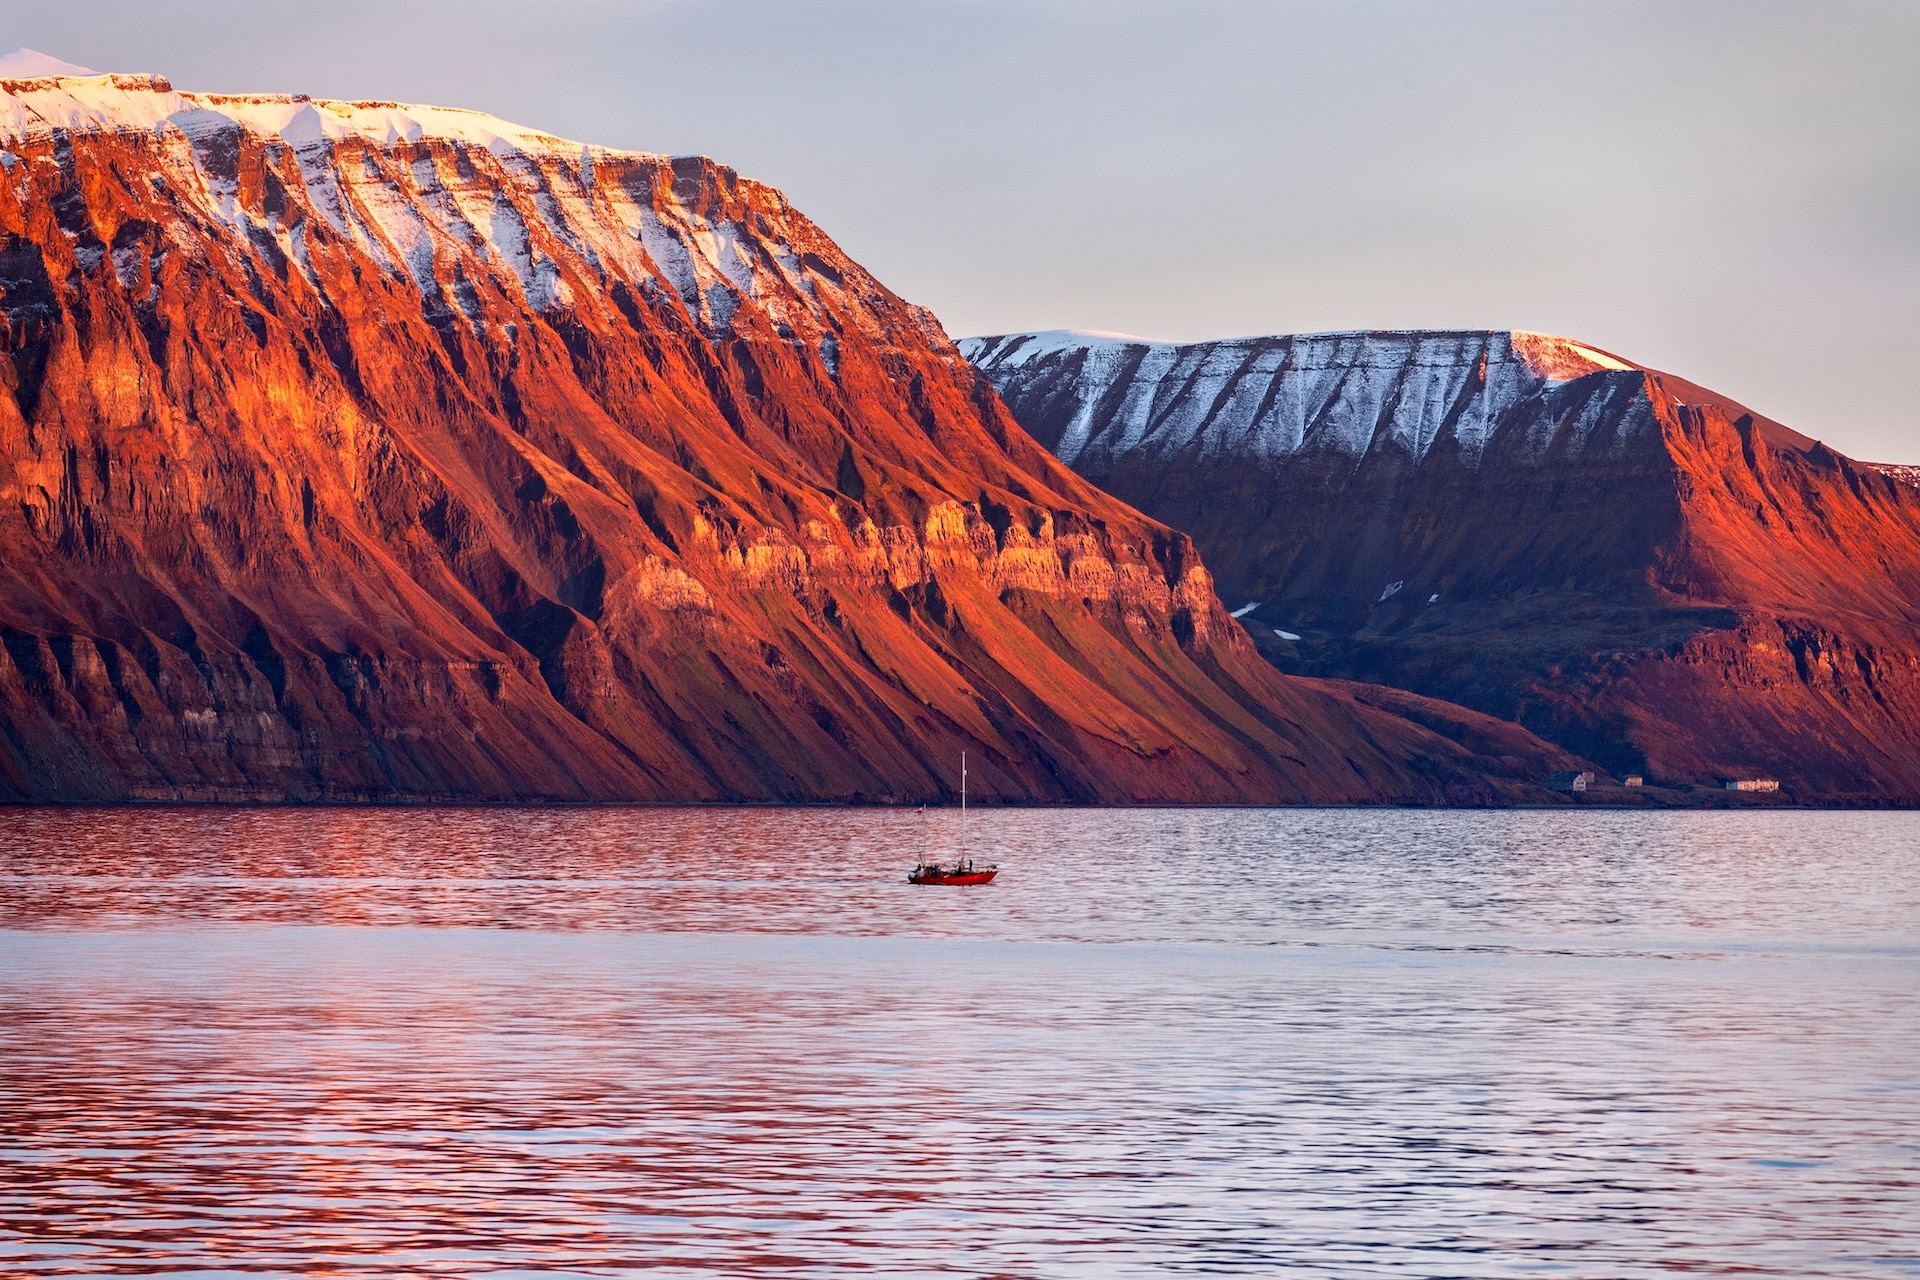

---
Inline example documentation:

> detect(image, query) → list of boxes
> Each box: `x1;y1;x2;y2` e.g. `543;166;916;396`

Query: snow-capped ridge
0;68;626;162
0;64;905;348
0;61;757;171
962;327;1638;383
962;328;1653;468
0;49;95;79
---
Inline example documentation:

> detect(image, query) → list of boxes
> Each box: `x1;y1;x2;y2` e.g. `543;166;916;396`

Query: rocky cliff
965;330;1920;802
0;69;1584;803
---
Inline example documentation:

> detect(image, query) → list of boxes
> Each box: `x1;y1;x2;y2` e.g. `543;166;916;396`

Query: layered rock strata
0;71;1582;803
966;330;1920;801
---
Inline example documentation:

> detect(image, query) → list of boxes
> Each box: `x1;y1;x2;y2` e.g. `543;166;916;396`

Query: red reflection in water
3;807;1918;1275
4;929;1067;1274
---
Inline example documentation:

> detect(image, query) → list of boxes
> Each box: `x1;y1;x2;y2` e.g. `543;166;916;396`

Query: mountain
0;67;1586;804
964;329;1920;802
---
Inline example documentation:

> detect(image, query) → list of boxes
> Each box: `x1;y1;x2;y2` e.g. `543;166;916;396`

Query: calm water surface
1;807;1916;1277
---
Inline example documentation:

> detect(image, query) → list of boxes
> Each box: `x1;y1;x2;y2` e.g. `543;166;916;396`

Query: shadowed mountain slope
966;330;1920;802
0;70;1585;803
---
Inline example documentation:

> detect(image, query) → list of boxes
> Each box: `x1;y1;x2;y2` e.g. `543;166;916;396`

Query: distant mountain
0;67;1584;803
965;329;1920;801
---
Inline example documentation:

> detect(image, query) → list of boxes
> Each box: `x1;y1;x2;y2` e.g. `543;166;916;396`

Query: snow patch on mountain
1870;464;1920;492
1509;331;1636;382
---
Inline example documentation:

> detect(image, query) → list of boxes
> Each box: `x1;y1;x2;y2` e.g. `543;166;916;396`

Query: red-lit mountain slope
0;70;1586;803
966;330;1920;802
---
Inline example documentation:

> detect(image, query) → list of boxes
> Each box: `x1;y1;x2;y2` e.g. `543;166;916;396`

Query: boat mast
961;751;967;865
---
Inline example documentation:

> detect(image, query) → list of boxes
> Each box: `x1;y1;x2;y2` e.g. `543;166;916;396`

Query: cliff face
0;71;1580;803
966;330;1920;801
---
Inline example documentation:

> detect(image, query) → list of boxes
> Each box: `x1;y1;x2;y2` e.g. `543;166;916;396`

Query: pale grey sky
5;0;1916;461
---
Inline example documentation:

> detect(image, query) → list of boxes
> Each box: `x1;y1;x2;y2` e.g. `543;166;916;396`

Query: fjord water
2;808;1915;1277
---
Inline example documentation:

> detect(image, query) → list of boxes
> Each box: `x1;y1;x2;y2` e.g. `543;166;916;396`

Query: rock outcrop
966;330;1920;802
0;70;1583;803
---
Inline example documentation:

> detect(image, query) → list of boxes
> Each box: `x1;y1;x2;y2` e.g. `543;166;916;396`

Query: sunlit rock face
0;69;1587;803
966;330;1920;800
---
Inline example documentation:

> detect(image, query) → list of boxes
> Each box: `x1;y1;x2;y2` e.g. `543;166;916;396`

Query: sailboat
908;751;998;885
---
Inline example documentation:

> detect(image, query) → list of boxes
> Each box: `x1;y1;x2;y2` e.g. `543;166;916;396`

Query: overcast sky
5;0;1916;461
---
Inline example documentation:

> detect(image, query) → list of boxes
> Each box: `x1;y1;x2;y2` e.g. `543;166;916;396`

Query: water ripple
2;807;1916;1276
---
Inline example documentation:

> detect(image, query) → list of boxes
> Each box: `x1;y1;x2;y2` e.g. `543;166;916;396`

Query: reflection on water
2;807;1916;1277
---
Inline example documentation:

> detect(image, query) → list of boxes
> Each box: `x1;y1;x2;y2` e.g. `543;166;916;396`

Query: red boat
908;861;998;886
909;751;998;886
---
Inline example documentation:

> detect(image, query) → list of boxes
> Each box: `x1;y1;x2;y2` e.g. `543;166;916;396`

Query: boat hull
907;869;998;886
